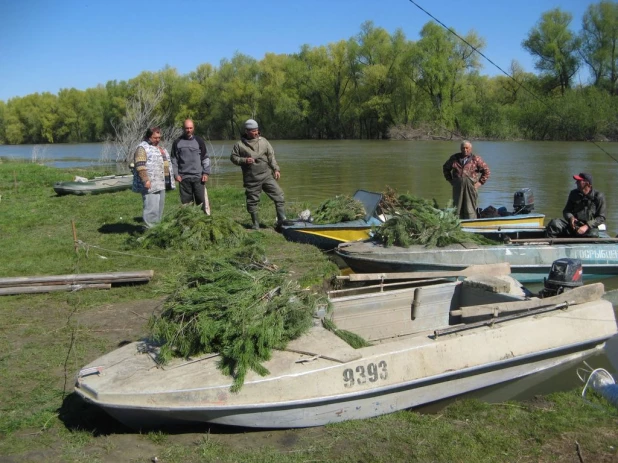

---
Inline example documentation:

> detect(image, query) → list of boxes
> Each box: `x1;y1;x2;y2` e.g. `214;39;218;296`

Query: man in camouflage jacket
442;140;490;219
230;119;286;230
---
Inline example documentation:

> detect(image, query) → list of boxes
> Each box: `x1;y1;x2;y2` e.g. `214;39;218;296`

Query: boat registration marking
343;361;388;388
577;249;618;259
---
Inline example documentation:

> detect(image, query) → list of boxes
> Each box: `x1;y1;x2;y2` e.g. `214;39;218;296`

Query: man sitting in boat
545;172;606;238
442;140;490;220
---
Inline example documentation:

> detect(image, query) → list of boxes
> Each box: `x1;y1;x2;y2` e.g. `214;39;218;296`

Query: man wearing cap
545;172;606;238
171;119;210;213
442;140;490;219
230;119;286;229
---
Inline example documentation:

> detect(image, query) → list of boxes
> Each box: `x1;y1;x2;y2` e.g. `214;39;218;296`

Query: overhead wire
407;0;618;164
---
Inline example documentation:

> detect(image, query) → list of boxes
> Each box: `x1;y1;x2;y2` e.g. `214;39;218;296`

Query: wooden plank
339;262;511;282
436;303;572;337
459;283;605;321
328;278;450;298
0;271;154;288
0;283;111;295
507;237;618;244
1;277;153;287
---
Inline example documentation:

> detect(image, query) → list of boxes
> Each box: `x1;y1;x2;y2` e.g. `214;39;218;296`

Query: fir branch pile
149;245;328;392
311;195;366;224
138;206;247;249
374;192;494;248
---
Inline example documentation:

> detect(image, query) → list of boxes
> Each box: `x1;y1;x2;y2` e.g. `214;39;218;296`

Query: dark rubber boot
275;206;287;231
250;212;260;230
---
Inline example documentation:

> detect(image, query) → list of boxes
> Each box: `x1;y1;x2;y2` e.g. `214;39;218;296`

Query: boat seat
459;275;527;307
330;282;459;341
353;190;383;222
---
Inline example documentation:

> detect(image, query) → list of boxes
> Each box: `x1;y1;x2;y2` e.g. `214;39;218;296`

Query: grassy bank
1;161;618;462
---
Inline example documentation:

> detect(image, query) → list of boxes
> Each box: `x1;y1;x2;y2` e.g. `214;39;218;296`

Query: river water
2;140;618;402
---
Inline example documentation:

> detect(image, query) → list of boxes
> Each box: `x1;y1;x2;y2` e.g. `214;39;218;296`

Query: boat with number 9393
74;261;617;429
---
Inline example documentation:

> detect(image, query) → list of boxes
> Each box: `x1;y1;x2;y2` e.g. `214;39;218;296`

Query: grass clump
136;205;247;249
149;244;327;392
311;195;366;224
374;192;495;248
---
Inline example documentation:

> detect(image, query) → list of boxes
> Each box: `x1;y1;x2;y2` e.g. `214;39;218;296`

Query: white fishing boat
74;263;617;429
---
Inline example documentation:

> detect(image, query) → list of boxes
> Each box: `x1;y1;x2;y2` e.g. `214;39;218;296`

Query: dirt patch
75;297;166;346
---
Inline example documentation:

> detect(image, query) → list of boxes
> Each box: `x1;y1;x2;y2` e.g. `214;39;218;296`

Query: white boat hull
98;342;604;429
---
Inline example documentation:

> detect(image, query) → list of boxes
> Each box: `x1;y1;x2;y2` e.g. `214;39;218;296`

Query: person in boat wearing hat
442;140;490;219
545;172;606;238
230;119;286;230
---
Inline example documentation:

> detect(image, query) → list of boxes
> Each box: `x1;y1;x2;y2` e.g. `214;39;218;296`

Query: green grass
1;161;618;462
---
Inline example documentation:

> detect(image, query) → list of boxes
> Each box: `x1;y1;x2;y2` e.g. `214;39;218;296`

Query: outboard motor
513;188;534;214
539;258;583;298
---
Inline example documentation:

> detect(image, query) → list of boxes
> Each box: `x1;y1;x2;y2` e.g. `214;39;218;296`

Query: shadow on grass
98;222;144;235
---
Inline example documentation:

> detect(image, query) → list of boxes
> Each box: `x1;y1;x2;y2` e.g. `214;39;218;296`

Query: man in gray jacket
171;119;210;213
230;119;286;229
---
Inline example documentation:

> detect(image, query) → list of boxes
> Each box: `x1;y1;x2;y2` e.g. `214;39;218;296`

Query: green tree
522;8;581;95
581;0;618;93
412;21;484;132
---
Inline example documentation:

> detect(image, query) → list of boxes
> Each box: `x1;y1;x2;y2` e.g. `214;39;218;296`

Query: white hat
245;119;258;130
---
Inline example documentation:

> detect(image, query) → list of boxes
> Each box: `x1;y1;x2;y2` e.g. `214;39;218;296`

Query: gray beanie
245;119;259;130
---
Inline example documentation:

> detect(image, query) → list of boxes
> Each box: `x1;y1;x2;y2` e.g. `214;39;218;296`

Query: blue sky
0;0;598;101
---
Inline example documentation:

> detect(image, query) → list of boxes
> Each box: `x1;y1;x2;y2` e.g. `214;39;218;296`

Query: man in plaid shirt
442;140;490;219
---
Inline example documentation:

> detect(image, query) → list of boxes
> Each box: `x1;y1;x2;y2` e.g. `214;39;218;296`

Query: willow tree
257;52;305;138
581;0;618;94
411;21;484;133
348;22;414;139
522;8;581;95
211;53;260;138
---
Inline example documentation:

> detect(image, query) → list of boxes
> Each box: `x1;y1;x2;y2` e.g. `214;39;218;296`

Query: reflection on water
2;140;618;405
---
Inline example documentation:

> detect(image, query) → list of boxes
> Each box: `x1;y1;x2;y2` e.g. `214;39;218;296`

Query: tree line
2;2;618;144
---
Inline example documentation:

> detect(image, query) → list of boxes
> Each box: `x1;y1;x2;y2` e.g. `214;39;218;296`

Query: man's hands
570;217;589;235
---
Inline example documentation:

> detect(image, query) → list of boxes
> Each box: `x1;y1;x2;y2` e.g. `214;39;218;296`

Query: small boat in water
53;174;133;196
281;188;546;250
335;235;618;284
74;264;617;429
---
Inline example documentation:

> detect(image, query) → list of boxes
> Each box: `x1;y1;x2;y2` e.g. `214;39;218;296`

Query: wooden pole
13;171;18;192
0;270;155;288
337;262;511;282
0;283;111;296
507;237;618;244
71;220;78;254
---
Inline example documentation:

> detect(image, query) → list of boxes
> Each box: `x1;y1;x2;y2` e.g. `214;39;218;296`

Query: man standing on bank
545;172;606;238
230;119;286;230
171;119;210;213
442;140;490;219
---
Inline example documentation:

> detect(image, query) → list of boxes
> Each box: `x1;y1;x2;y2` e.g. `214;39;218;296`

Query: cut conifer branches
374;192;494;248
311;195;366;224
149;251;328;392
138;206;247;250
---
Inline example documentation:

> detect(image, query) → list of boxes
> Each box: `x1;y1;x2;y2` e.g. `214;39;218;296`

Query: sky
0;0;600;102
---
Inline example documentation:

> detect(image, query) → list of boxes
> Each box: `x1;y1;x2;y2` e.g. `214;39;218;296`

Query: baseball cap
573;172;593;184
